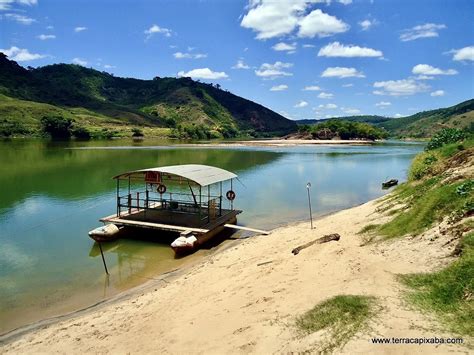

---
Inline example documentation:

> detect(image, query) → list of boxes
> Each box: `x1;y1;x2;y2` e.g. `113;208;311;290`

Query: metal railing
116;191;224;224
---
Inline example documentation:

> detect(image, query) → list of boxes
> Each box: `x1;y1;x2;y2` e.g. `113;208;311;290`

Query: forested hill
296;99;474;138
0;53;296;138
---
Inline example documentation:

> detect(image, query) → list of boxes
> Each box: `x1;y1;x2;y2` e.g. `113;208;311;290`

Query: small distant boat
382;179;398;189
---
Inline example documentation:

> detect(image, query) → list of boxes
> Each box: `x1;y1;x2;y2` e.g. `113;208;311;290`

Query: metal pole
306;182;313;229
230;179;233;210
98;242;109;275
116;179;120;217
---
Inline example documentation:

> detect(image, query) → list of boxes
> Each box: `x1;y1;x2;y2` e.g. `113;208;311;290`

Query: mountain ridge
296;99;474;138
0;53;296;138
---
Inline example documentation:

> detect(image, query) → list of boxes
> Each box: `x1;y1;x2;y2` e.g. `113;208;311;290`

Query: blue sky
1;0;473;120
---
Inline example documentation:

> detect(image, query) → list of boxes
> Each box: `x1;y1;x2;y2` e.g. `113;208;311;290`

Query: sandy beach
239;139;374;146
1;193;470;354
172;139;375;148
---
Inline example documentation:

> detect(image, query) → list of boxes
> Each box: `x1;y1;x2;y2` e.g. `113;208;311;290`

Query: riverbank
1;193;470;353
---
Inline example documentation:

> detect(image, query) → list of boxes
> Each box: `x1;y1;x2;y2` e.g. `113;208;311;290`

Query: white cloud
270;84;288;91
412;64;457;76
103;64;116;69
373;79;429;96
144;24;171;39
359;19;376;31
3;13;35;24
0;46;45;61
16;0;37;4
46;25;54;30
318;92;334;99
415;75;435;80
342;108;361;115
173;52;207;59
400;23;446;42
303;85;321;91
255;61;293;79
177;68;228;80
394;113;405;118
37;34;56;40
72;57;87;66
0;0;37;10
430;90;445;97
375;101;392;109
272;42;296;52
318;42;383;57
297;9;349;38
318;103;338;109
240;0;304;40
302;44;315;48
295;100;308;108
321;66;365;78
232;59;250;69
451;46;474;62
342;83;353;87
240;1;348;40
74;26;87;33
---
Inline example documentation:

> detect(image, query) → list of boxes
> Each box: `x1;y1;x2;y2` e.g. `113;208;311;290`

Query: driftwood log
291;233;340;255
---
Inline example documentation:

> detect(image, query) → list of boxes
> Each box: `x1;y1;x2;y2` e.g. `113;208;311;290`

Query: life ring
226;190;236;201
157;184;167;194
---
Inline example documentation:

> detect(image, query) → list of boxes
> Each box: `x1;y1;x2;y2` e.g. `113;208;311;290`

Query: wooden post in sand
98;242;109;275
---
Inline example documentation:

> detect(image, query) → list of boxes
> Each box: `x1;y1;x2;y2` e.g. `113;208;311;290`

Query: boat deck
101;208;242;235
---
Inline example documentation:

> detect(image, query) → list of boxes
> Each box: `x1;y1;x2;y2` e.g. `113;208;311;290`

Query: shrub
218;124;238;138
40;115;73;139
0;120;30;137
298;124;311;133
426;128;467;150
311;120;387;141
131;127;144;137
71;126;91;140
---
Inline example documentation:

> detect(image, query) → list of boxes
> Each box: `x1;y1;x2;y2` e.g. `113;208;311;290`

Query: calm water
0;139;423;334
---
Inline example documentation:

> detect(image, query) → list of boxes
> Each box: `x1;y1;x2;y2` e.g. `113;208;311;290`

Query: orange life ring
157;184;167;194
226;190;236;201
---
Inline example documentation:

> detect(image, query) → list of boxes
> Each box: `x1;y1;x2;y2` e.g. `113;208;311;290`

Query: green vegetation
361;131;474;336
131;127;144;137
0;53;296;139
298;120;388;140
373;133;474;239
378;178;471;238
296;295;377;352
296;99;474;138
426;128;467;150
400;231;474;336
40;115;73;139
357;224;380;234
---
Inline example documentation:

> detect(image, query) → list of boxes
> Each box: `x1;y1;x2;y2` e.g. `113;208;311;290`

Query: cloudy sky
1;0;473;120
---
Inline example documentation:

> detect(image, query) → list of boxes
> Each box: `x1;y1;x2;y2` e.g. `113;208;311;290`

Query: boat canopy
113;164;237;187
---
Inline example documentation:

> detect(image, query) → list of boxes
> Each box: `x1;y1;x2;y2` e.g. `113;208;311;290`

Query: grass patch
358;224;379;234
296;295;377;352
378;178;471;239
399;232;474;336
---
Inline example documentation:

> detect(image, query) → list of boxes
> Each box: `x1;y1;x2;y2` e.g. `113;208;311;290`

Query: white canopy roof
113;164;237;187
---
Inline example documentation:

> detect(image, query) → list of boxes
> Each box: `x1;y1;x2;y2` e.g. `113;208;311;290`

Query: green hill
0;53;296;138
296;100;474;138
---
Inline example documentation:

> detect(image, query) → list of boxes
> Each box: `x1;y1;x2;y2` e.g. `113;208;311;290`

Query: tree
40;115;73;139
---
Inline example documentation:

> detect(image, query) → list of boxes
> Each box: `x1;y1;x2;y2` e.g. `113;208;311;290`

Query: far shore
1;193;468;354
236;138;374;146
